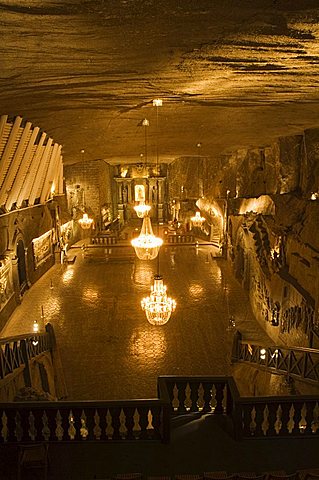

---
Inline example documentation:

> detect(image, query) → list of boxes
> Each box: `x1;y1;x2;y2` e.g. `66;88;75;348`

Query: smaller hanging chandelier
134;202;151;218
79;212;94;229
131;216;163;260
141;274;176;325
191;211;205;228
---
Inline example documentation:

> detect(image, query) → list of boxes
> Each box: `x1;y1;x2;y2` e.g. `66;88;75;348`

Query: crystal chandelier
134;202;151;218
191;211;205;227
131;215;163;260
140;98;176;325
141;274;176;325
79;212;94;229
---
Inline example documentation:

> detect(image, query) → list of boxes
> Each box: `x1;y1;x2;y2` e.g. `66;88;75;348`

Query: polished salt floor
1;242;271;400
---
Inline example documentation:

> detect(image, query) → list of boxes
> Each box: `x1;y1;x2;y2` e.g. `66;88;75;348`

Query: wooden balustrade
167;235;194;244
235;339;319;383
157;376;237;415
0;400;167;443
0;330;52;380
91;236;118;245
238;395;319;438
0;361;318;443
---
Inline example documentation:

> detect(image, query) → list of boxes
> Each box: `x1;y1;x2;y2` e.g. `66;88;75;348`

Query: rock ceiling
1;0;319;165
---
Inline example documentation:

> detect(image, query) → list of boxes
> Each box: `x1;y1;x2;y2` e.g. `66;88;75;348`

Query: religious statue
122;185;128;203
171;199;180;221
151;186;157;204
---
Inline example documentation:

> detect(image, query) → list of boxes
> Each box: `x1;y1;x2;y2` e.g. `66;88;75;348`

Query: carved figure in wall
136;164;144;176
120;167;128;178
171;200;180;221
101;205;112;228
0;276;9;305
152;165;160;176
0;258;14;310
32;232;53;268
151;186;157;204
280;302;314;338
122;185;128;204
271;302;280;326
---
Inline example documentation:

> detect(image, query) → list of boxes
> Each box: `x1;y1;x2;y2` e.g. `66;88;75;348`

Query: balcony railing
0;375;318;444
0;329;52;380
232;332;319;384
0;328;318;444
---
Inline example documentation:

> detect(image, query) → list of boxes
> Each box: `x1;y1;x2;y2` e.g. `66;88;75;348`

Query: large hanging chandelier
134;202;151;218
140;98;176;325
131;215;163;260
79;212;94;229
191;211;205;227
141;274;176;325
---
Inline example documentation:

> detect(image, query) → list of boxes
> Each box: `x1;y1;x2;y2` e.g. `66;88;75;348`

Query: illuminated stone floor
1;240;272;400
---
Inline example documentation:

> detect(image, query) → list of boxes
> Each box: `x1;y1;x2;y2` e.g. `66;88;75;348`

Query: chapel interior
1;1;319;479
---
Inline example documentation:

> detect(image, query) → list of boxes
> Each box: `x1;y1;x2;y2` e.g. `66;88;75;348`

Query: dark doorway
17;239;28;295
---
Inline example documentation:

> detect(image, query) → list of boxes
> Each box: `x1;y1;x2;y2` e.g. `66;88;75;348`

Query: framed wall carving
32;230;53;269
0;256;14;313
135;184;145;202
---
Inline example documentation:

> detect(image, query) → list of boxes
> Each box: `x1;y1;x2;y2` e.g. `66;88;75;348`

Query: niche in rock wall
250;275;281;327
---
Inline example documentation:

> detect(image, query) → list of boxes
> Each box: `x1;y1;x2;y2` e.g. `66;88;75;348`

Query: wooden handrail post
45;322;68;399
231;330;242;363
20;339;32;388
161;403;170;443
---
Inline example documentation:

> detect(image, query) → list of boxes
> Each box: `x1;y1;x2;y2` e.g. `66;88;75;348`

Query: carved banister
0;326;54;389
235;335;319;384
0;375;318;443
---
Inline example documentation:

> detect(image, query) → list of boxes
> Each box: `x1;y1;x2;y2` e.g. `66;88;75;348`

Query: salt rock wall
64;159;114;219
225;132;319;348
230;211;315;348
168;156;205;200
191;135;302;200
300;128;319;196
232;135;302;198
0;205;56;329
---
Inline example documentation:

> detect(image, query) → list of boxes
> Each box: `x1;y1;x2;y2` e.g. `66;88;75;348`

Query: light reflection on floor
1;243;272;400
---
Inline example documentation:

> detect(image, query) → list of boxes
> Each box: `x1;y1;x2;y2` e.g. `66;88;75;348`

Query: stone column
127;179;133;203
118;204;124;226
157;178;164;222
157;178;164;204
